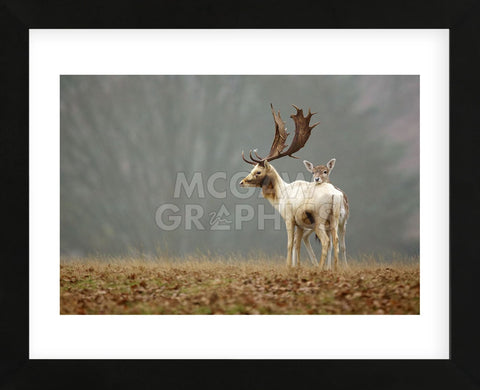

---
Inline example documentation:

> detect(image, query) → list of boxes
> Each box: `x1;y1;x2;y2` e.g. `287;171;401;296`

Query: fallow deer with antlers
240;104;344;270
302;159;350;268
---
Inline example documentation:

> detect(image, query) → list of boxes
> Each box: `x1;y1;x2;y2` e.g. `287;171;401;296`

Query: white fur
241;162;343;269
298;158;349;269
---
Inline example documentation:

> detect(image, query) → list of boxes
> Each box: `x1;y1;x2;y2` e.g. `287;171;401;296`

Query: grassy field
60;255;419;315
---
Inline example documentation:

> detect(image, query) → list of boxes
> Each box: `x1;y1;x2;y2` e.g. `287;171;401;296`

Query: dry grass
60;255;419;315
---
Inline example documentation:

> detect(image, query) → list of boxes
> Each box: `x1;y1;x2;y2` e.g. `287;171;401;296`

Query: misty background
60;75;419;258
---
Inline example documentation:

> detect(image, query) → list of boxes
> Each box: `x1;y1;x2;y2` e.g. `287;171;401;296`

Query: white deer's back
276;181;341;220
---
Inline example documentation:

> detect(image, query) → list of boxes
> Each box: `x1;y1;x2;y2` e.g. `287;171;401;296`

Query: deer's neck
261;166;286;206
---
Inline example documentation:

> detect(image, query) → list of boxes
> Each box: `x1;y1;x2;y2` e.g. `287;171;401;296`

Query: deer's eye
323;171;327;174
256;171;261;175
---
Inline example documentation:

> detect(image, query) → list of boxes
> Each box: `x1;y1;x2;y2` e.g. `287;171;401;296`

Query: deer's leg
286;220;295;267
293;226;303;267
326;232;333;270
339;221;347;268
292;227;297;267
302;230;318;266
331;226;340;272
315;228;330;270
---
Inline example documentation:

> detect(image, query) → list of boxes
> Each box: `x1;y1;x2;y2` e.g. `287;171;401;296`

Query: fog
60;75;419;258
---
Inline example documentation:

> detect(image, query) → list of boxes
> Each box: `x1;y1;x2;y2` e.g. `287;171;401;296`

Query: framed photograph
31;29;440;357
1;2;478;388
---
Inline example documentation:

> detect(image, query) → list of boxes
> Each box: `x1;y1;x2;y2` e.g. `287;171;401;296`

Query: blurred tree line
61;75;419;258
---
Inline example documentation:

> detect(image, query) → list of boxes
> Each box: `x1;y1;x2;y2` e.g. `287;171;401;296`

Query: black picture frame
1;0;479;388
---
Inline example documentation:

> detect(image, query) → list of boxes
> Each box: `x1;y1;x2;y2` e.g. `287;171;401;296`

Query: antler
280;104;320;160
266;103;289;161
242;104;319;165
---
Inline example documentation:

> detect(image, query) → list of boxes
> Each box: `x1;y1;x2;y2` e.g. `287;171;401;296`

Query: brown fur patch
304;212;315;225
262;176;277;201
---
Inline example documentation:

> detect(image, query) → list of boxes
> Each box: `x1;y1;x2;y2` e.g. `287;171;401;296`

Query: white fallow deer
302;159;350;269
239;104;344;270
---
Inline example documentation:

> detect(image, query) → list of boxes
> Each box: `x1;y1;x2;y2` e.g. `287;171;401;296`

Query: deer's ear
263;160;270;169
327;158;336;171
303;160;314;172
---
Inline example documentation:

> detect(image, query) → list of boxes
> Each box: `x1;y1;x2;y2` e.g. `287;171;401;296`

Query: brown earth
60;257;419;315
